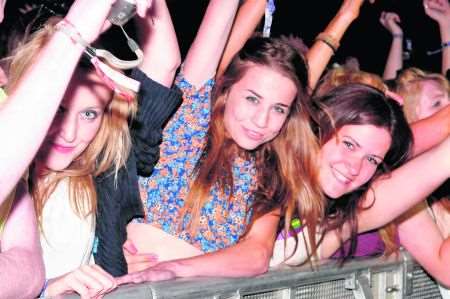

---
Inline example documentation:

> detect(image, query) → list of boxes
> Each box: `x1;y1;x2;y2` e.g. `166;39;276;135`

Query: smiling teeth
333;169;350;184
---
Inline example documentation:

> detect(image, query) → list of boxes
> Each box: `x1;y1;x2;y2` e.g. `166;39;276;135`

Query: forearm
136;0;181;87
0;30;84;202
183;0;240;87
157;241;272;278
410;105;450;157
0;248;45;298
382;36;403;80
217;0;266;78
307;9;357;89
439;23;450;75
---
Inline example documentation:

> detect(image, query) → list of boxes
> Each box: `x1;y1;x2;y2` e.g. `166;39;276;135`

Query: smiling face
37;71;112;171
416;80;450;120
223;65;297;150
318;124;392;198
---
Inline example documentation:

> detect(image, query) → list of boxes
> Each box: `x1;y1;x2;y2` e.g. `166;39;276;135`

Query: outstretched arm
320;137;450;258
0;0;116;203
424;0;450;75
379;11;403;80
216;0;266;78
182;0;240;88
118;211;279;282
410;105;450;156
0;182;45;298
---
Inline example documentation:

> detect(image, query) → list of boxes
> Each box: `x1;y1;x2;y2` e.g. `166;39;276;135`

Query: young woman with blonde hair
4;0;181;297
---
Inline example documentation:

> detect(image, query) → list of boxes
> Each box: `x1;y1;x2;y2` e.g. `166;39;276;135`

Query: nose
346;154;363;176
251;107;269;128
59;114;78;143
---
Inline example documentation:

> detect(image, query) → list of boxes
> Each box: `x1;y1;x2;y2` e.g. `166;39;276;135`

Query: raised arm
135;0;180;87
216;0;266;78
0;182;45;298
319;137;450;258
182;0;240;87
306;0;374;90
0;0;116;203
357;136;450;232
379;11;404;80
424;0;450;75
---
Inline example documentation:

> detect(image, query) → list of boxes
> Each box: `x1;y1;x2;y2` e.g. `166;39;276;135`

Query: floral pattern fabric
139;73;257;253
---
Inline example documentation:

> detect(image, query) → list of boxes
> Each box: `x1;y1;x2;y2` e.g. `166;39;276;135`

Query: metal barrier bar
63;251;442;299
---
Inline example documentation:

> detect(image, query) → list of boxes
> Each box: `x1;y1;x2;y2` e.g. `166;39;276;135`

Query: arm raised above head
182;0;240;88
0;0;120;203
134;0;181;87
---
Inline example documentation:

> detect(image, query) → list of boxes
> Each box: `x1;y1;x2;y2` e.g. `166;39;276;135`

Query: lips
242;127;264;141
331;167;352;185
52;143;76;154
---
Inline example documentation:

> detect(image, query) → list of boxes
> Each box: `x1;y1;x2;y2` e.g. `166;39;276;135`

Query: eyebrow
343;135;384;160
246;89;291;108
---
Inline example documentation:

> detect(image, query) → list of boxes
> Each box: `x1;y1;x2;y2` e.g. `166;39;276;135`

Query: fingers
123;239;138;254
47;265;117;298
116;269;175;286
136;0;153;17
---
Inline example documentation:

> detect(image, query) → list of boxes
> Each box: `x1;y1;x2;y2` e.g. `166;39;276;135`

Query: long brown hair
313;83;413;261
5;17;137;225
182;37;323;249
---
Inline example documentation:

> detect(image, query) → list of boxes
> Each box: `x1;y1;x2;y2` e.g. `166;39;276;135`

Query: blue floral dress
139;73;257;253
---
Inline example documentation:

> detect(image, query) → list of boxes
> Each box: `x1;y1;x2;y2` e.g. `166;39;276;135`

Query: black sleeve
130;69;182;177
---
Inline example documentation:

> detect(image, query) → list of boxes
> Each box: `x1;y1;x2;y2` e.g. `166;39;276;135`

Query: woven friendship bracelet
315;32;340;54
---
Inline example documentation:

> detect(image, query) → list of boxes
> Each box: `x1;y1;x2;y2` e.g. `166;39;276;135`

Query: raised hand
379;11;403;36
424;0;450;27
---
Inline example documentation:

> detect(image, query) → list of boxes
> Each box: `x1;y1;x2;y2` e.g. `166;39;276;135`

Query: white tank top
40;179;95;279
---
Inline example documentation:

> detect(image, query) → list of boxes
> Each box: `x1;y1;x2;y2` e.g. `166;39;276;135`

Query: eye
245;95;259;104
343;140;354;150
80;110;98;120
273;105;287;114
432;101;441;108
367;156;380;166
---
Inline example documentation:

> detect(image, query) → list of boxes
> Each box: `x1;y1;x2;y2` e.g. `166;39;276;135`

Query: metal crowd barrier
64;251;443;299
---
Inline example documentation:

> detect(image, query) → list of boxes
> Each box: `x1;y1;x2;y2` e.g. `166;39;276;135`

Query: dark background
1;0;444;76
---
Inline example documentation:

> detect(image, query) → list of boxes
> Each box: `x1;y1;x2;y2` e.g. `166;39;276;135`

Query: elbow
244;245;271;277
23;250;46;298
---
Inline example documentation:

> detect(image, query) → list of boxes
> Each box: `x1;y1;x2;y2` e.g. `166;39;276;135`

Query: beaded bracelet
392;33;403;39
315;32;340;54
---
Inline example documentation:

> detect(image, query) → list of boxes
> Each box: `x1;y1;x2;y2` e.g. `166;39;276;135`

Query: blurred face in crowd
36;71;111;171
223;65;297;150
417;80;450;120
318;124;391;198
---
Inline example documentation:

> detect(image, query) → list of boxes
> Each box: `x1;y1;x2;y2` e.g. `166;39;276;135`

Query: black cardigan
93;69;181;276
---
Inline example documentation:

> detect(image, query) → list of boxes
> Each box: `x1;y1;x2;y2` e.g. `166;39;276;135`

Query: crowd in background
0;0;449;298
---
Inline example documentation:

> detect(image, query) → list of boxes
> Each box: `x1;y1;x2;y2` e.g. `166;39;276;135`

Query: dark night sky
168;0;442;76
2;0;444;76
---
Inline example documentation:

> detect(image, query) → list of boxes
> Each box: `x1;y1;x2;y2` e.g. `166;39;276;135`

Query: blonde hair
395;67;450;122
6;17;137;224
